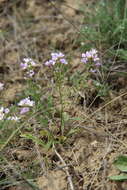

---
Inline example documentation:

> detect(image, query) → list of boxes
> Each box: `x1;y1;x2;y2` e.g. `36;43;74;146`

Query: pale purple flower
60;58;68;65
20;62;28;70
0;107;10;120
20;107;30;114
81;58;87;64
0;82;4;91
85;51;92;58
95;62;101;67
18;97;35;107
44;60;55;66
4;108;10;114
51;53;59;61
44;61;50;66
51;52;64;61
57;52;65;58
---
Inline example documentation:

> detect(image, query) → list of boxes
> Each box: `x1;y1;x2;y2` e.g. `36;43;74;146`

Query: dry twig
53;145;75;190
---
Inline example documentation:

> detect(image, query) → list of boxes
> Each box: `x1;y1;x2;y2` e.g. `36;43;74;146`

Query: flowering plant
44;52;68;136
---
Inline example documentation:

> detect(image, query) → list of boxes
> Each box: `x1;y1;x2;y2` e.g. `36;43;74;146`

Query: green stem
53;65;65;136
58;81;64;136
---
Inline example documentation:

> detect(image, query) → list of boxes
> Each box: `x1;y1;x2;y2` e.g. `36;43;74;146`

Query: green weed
109;155;127;181
80;0;127;60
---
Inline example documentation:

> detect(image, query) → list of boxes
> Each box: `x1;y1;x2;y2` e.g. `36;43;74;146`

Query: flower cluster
0;96;35;121
20;58;37;77
18;97;35;107
18;97;35;115
0;106;20;121
20;58;36;69
0;107;9;120
81;49;101;73
44;52;68;66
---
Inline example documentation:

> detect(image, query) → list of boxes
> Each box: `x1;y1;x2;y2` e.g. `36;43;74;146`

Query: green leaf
109;174;127;181
114;155;127;172
45;140;53;149
40;130;49;137
67;128;79;136
58;135;67;142
117;49;127;60
20;133;45;146
69;117;83;121
21;133;53;150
